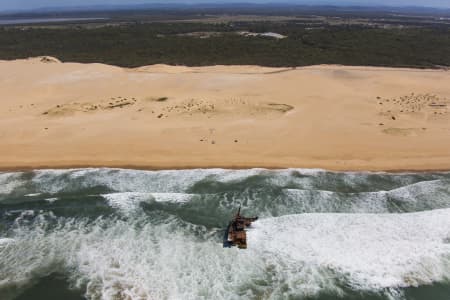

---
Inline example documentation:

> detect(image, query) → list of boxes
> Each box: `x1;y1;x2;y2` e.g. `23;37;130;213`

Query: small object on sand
44;127;48;130
224;206;258;249
234;139;238;143
157;114;163;118
391;116;396;120
379;123;384;126
211;140;215;144
43;112;48;115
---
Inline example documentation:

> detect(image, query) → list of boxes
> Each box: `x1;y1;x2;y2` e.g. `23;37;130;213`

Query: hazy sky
1;0;450;11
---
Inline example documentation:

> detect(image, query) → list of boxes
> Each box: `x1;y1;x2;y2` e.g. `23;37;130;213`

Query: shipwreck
223;206;258;249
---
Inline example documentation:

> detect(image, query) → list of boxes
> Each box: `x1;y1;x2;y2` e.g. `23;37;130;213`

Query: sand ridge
1;57;450;171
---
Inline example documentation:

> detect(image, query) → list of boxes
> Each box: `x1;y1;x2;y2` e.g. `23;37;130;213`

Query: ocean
1;168;450;300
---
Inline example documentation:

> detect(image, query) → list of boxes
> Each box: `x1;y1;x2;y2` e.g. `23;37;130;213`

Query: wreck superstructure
223;207;258;249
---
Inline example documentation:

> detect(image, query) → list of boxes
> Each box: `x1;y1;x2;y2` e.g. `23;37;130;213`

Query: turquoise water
1;168;450;300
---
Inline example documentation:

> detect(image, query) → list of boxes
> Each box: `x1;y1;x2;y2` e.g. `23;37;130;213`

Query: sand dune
0;57;449;171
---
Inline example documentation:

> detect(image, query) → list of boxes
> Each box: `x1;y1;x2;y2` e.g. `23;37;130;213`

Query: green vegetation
0;22;449;68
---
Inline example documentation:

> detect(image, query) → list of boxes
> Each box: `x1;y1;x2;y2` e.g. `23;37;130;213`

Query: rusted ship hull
223;207;257;249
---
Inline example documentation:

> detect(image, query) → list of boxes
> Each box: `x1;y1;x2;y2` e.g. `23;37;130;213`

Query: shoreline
1;164;450;174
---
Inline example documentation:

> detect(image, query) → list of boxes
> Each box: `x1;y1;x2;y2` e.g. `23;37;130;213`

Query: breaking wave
1;168;450;300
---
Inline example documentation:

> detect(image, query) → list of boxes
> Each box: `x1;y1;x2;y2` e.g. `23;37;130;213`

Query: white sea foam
282;179;450;213
1;168;448;220
0;238;15;246
26;168;285;197
0;173;24;195
1;167;446;199
45;197;59;203
101;192;152;213
388;179;450;206
101;192;194;215
282;188;389;213
211;168;265;182
249;209;450;291
2;209;450;300
150;192;194;203
31;168;217;194
3;168;450;300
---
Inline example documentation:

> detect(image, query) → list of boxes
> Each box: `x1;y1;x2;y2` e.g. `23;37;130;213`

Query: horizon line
1;2;450;14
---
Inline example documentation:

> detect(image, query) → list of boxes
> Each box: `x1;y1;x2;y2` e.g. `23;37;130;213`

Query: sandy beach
0;57;449;171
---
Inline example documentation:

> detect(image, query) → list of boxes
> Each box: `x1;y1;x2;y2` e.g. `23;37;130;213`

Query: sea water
1;168;450;300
